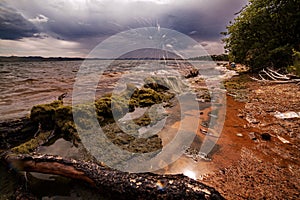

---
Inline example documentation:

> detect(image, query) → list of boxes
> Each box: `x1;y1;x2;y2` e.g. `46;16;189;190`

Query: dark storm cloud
1;0;247;42
0;3;39;39
158;0;247;40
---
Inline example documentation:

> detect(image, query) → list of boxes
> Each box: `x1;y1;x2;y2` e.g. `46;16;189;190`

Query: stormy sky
0;0;248;57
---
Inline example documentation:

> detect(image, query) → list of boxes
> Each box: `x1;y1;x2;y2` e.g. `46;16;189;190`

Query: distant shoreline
0;54;229;62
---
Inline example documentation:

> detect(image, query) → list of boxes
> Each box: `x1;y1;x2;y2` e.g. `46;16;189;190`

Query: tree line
222;0;300;73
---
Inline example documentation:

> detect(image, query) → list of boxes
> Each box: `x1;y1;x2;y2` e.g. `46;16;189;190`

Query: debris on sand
248;132;258;141
236;133;243;137
245;115;260;124
274;111;300;119
277;135;290;144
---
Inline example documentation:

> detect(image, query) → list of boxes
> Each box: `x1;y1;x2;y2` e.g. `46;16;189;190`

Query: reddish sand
203;79;300;199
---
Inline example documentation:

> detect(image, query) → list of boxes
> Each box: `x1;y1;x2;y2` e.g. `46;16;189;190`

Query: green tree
223;0;300;71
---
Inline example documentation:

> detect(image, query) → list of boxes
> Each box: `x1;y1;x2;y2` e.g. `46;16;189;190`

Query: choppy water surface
0;60;227;121
0;61;79;120
0;60;141;120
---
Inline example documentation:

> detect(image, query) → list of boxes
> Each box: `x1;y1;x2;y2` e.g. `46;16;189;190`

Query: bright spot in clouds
29;14;49;24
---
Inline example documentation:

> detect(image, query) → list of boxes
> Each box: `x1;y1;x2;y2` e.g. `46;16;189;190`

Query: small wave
17;78;39;83
0;70;10;74
0;99;13;106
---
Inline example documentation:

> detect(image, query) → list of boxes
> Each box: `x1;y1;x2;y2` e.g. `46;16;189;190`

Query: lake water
0;61;80;121
0;60;229;121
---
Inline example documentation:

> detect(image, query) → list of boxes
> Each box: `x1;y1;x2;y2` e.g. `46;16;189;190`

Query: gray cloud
0;3;39;39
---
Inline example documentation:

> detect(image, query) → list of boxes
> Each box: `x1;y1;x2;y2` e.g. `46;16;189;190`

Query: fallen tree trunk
4;153;224;200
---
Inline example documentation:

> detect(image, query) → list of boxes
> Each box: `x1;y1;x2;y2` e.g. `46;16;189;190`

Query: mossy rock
26;82;174;152
11;131;53;154
127;135;162;153
144;76;185;92
133;114;151;127
137;88;164;107
102;123;162;154
72;104;97;130
95;97;112;117
196;88;211;102
30;100;62;130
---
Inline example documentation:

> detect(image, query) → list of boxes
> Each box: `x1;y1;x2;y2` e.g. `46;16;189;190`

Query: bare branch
262;69;277;80
258;73;266;80
266;68;290;80
252;68;300;84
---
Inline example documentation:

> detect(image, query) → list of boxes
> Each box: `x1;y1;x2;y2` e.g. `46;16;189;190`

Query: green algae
102;122;162;153
224;74;252;102
30;100;62;130
11;131;53;154
26;84;174;153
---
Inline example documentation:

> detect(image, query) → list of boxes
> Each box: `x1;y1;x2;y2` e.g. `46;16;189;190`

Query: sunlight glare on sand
183;169;196;180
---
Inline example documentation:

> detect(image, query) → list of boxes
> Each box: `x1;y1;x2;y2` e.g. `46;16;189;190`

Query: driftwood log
4;154;224;200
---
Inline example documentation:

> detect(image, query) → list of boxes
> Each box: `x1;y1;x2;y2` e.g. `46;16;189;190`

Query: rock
245;116;260;124
261;133;271;141
200;128;208;135
184;68;199;78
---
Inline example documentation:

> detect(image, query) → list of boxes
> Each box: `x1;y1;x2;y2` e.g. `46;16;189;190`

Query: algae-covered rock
30;101;80;143
102;122;162;153
30;100;62;130
95;97;113;118
137;88;164;107
11;131;53;154
55;106;78;142
26;83;174;153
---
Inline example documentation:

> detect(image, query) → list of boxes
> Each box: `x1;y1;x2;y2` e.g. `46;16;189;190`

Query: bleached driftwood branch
251;68;300;83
